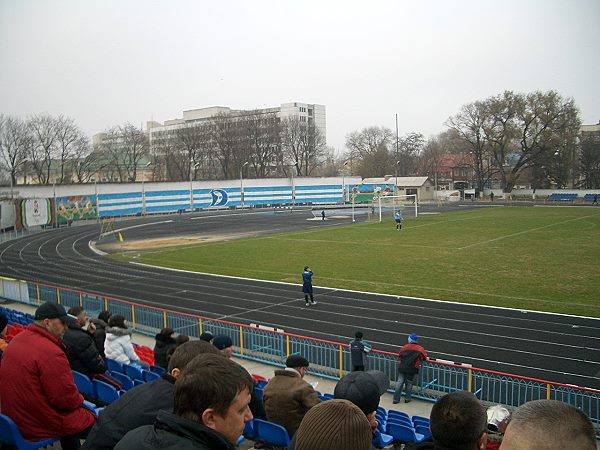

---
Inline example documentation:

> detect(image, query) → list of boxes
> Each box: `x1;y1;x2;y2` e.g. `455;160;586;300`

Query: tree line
342;90;599;192
2;91;598;190
0;112;330;185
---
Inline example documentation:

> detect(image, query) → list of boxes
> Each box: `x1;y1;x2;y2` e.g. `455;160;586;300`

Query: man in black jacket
63;306;106;378
114;353;254;450
81;340;219;450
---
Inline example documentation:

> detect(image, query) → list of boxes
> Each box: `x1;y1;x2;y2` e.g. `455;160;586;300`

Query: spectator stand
2;275;600;440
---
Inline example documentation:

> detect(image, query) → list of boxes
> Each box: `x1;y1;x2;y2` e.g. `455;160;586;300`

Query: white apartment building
146;102;326;146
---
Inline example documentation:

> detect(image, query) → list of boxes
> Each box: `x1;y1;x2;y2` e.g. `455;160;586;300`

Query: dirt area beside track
97;232;256;253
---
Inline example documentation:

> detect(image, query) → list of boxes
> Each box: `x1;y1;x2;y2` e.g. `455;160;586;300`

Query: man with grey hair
500;399;596;450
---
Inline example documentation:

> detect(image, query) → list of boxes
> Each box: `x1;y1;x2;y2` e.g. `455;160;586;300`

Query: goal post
372;194;418;222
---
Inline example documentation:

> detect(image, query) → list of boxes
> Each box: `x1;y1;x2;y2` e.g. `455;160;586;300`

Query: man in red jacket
392;333;427;404
0;302;96;449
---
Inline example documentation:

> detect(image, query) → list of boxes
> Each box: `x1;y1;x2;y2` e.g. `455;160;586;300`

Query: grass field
119;206;600;317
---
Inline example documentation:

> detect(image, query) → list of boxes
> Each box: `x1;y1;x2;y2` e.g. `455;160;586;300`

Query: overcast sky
1;0;599;153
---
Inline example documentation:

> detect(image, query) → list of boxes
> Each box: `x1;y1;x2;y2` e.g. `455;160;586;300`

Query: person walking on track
302;265;316;306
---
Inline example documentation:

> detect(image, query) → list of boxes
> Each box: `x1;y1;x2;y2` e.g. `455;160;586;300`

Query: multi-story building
147;102;326;180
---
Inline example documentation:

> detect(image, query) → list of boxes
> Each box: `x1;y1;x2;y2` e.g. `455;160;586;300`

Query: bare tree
55;116;87;183
579;132;600;189
280;116;326;176
0;115;32;185
345;126;394;160
27;114;59;184
396;132;424;176
446;102;493;190
240;111;280;178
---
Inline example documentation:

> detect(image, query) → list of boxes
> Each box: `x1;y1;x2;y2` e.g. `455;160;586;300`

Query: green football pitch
121;207;600;318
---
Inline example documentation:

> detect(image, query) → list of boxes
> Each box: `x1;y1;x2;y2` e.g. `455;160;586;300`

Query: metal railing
2;275;598;436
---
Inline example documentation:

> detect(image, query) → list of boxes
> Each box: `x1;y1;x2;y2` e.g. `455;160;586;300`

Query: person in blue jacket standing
302;265;316;306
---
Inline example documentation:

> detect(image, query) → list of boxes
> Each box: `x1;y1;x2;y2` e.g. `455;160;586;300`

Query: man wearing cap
0;302;96;450
302;265;316;306
334;370;389;431
349;330;372;371
263;354;321;436
393;333;427;404
213;334;234;358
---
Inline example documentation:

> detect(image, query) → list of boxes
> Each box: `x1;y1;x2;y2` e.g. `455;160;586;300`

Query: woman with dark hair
104;315;146;367
153;327;176;369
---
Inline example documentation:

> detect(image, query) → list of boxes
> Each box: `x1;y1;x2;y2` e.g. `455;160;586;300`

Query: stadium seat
387;422;426;444
253;419;291;449
72;370;94;397
255;379;268;389
415;424;432;439
109;371;134;391
372;429;394;449
93;379;120;404
243;420;256;440
143;370;160;382
251;373;268;382
0;412;60;450
106;359;125;374
125;364;144;381
388;409;410;421
388;416;413;427
133;379;145;387
149;365;166;375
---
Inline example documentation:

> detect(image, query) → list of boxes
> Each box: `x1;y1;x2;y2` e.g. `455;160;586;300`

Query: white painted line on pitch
458;214;600;250
128;261;600;321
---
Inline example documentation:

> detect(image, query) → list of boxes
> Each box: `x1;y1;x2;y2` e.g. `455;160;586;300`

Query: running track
0;208;598;390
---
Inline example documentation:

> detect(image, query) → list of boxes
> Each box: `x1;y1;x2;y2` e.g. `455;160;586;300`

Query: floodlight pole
240;161;249;209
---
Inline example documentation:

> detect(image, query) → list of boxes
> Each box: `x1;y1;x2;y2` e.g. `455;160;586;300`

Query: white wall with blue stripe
96;177;362;217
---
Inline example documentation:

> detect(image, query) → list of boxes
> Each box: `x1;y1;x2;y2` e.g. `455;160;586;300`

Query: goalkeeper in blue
395;211;402;230
302;265;316;306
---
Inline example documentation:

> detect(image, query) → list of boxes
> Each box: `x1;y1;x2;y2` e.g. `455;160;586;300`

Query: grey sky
1;0;598;153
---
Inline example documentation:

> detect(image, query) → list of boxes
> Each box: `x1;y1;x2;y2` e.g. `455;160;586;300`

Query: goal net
370;194;418;222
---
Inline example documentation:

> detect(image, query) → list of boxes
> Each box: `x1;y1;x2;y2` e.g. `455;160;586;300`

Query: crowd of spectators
0;303;597;450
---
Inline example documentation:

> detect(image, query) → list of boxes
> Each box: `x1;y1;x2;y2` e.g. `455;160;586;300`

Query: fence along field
120;206;600;318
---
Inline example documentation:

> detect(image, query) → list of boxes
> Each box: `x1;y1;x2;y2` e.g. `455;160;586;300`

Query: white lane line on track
110;220;173;234
130;261;600;319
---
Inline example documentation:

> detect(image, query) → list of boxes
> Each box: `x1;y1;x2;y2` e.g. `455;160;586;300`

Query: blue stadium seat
93;379;120;404
388;409;410;421
142;370;160;382
106;359;125;374
243;420;256;440
133;379;145;387
125;364;144;381
387;422;426;444
415;425;432;439
255;379;268;389
109;371;134;391
149;365;166;375
254;387;264;402
372;429;394;449
253;419;291;449
72;370;94;397
0;412;60;450
388;416;413;427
